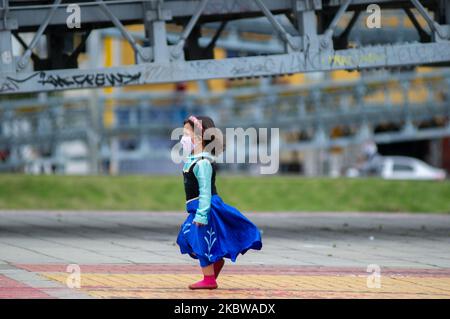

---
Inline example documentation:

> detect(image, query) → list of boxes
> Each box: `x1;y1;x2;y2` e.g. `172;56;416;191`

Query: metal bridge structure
1;0;450;94
1;68;449;173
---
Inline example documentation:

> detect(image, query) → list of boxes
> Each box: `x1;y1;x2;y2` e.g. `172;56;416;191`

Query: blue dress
176;152;263;267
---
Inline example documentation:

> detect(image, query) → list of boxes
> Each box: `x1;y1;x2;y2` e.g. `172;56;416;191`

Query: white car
379;156;447;180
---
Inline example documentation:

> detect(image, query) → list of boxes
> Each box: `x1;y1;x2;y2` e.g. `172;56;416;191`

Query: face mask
180;135;194;154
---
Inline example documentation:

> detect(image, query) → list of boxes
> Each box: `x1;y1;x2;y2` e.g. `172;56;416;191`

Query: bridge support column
0;30;14;74
143;1;172;63
0;2;17;74
292;0;321;53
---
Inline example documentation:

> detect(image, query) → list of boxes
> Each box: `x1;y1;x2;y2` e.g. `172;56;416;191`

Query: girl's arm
192;159;212;225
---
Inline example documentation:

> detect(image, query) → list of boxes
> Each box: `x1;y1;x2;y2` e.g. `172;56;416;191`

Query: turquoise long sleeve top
183;152;215;225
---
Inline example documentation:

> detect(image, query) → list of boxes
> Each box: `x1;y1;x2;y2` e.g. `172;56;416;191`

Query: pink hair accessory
189;115;203;131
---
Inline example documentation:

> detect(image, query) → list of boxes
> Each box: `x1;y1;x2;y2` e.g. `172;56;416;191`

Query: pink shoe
214;259;225;279
189;275;218;290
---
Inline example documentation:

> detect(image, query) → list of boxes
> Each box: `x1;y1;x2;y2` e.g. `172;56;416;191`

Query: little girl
176;115;263;290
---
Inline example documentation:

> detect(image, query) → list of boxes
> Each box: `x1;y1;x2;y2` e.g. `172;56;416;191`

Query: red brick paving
3;264;450;299
14;263;450;277
0;274;52;299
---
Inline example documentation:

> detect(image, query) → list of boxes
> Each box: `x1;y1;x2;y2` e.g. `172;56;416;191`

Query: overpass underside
1;0;450;94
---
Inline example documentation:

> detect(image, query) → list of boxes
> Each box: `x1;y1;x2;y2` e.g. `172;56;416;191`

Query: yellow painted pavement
40;273;450;299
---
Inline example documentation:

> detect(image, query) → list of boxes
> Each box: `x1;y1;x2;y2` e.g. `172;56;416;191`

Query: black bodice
183;157;218;201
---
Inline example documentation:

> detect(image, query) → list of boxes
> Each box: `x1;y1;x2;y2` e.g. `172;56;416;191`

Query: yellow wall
103;36;114;127
330;70;360;82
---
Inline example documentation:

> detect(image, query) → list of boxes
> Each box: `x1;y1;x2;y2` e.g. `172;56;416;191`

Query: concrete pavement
0;211;449;298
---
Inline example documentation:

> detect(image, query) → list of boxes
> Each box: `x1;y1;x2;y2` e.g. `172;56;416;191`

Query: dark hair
183;115;225;155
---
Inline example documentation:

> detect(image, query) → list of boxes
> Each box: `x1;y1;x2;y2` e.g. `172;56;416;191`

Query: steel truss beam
4;0;434;29
1;0;450;95
1;40;450;94
282;126;450;151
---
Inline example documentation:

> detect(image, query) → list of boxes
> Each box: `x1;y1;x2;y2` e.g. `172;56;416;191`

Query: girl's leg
191;256;224;277
201;264;214;276
188;260;218;290
213;258;225;279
